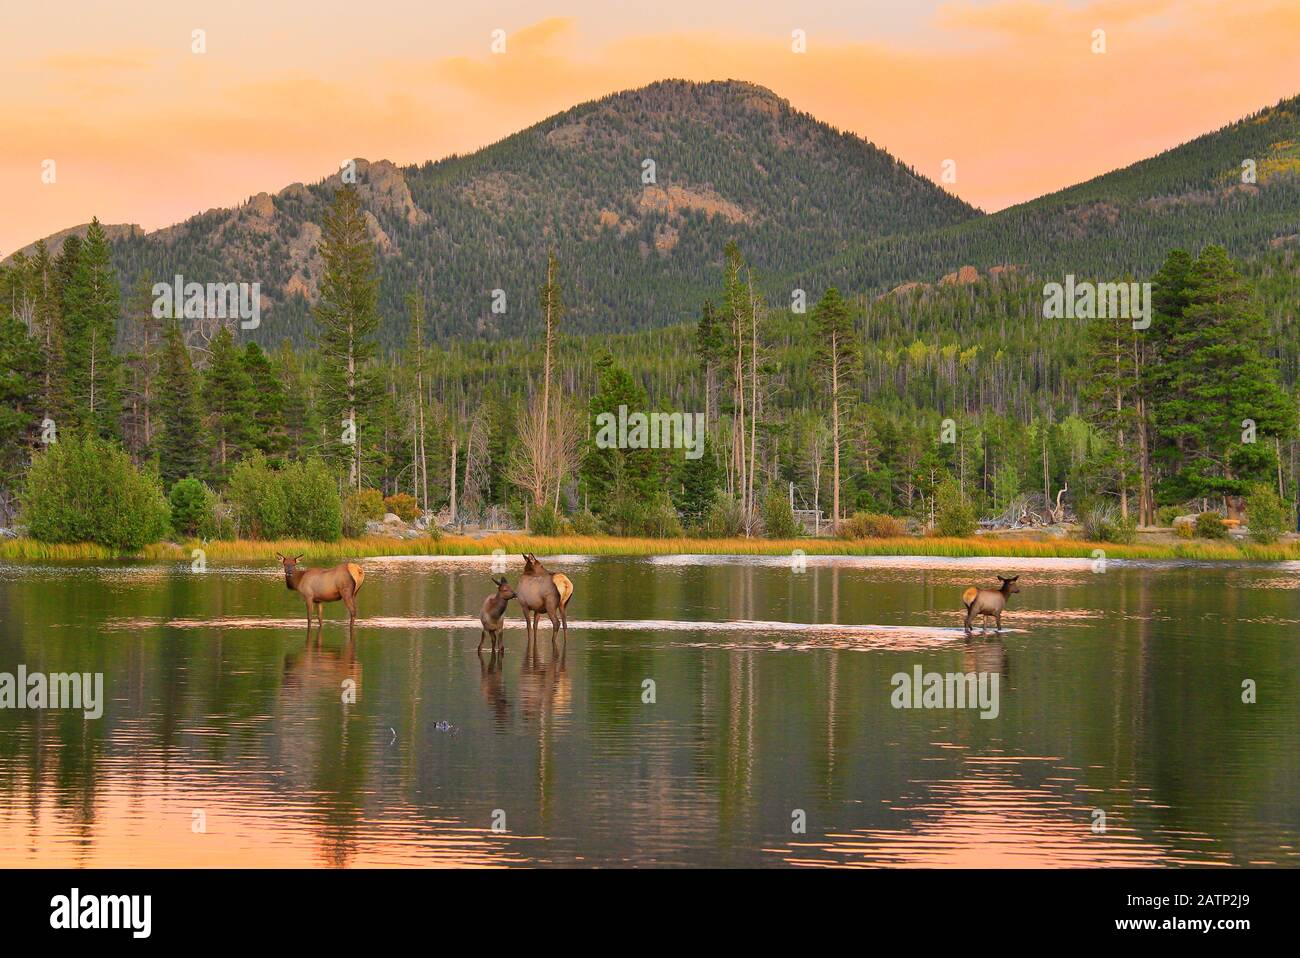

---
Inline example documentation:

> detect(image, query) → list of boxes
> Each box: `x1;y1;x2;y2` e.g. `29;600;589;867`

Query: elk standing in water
516;554;567;645
962;575;1019;635
277;553;365;636
478;575;516;652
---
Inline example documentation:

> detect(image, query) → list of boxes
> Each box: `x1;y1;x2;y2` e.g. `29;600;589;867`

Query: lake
0;554;1296;867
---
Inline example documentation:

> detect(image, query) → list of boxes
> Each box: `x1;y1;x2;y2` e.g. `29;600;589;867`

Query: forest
0;182;1297;551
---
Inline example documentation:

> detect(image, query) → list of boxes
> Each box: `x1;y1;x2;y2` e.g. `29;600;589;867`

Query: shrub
697;492;745;538
282;460;343;541
342;488;385;538
1155;505;1183;527
1174;520;1195;539
761;485;802;539
1246;482;1290;545
169;477;217;538
21;435;170;551
570;510;603;536
933;478;977;538
384;492;420;522
1080;501;1137;544
530;503;563;536
227;455;289;539
1195;511;1228;539
229;455;342;540
839;512;907;539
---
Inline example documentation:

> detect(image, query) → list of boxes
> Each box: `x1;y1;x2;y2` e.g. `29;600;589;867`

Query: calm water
0;554;1297;868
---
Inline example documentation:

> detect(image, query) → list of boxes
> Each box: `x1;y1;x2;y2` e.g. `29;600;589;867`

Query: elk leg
995;611;1003;633
343;589;357;625
547;608;560;646
963;606;974;635
305;599;315;633
478;629;486;652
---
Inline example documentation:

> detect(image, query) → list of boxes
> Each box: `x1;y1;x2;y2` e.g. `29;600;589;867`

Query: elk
276;553;365;634
524;552;572;616
478;575;517;652
962;575;1019;635
516;553;568;645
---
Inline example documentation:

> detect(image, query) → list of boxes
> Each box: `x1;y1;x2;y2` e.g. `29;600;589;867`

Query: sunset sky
3;0;1298;256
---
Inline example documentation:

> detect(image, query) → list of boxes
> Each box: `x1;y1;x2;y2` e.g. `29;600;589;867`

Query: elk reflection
963;635;1009;681
478;648;510;730
281;633;362;699
517;637;570;724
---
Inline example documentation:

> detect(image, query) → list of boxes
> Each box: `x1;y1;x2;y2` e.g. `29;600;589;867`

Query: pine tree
202;326;255;482
241;341;287;463
811;287;860;531
0;288;41;493
157;319;205;487
60;219;122;438
313;186;381;489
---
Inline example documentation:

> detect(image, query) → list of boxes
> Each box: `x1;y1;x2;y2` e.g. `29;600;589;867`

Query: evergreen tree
242;341;287;463
202;326;255;482
811;287;860;530
60;219;122;438
0;298;41;495
313;186;380;489
157;320;205;487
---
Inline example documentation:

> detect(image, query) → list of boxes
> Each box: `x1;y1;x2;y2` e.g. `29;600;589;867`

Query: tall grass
3;534;1298;563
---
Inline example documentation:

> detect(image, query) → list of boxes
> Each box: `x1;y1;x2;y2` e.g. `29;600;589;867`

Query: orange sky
3;0;1298;256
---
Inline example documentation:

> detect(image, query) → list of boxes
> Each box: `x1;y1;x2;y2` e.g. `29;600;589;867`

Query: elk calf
277;553;365;633
962;575;1020;635
479;575;517;652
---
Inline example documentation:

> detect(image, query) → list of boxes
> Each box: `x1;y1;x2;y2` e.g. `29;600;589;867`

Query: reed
2;534;1298;563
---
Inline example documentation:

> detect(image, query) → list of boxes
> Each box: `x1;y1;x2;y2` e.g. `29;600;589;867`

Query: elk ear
275;552;284;561
1009;576;1019;582
293;554;304;562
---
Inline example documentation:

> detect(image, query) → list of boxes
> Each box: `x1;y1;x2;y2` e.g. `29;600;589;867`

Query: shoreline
2;533;1298;564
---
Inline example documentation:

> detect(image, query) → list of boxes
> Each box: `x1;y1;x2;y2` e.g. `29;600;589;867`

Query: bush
282;460;343;541
839;512;907;539
1080;501;1136;544
932;478;977;537
169;477;217;538
1195;511;1228;539
1174;520;1195;539
342;488;385;538
1155;505;1183;527
697;492;745;538
229;455;342;540
570;510;603;536
1246;483;1290;544
21;435;170;550
227;455;289;539
384;492;420;522
761;485;802;539
530;503;563;536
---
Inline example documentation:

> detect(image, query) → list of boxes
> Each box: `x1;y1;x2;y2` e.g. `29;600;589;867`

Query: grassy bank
2;534;1299;563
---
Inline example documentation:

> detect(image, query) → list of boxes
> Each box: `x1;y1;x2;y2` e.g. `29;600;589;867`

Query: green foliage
281;459;343;541
933;477;977;537
168;477;217;538
227;455;290;539
569;509;603;535
157;320;205;488
1156;505;1184;527
839;512;907;539
21;435;169;550
342;488;385;538
761;485;802;538
1195;511;1229;539
1245;482;1290;544
1080;501;1137;544
530;504;563;536
697;492;744;538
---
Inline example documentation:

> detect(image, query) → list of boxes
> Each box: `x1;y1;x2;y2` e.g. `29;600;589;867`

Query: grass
2;533;1299;563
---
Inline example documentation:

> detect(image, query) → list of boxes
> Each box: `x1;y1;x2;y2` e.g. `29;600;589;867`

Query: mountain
44;79;979;348
818;93;1300;290
10;81;1300;349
